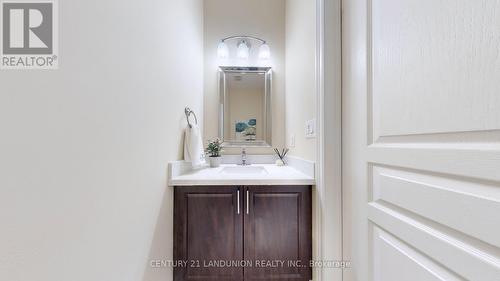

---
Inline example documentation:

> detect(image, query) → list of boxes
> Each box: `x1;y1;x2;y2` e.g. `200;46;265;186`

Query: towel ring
185;107;198;128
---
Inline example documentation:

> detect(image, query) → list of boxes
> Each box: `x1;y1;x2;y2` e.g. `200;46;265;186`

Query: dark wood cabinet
174;185;311;281
174;186;243;281
244;186;312;281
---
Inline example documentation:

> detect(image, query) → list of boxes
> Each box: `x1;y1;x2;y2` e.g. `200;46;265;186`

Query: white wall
285;0;317;161
203;0;286;154
0;0;204;280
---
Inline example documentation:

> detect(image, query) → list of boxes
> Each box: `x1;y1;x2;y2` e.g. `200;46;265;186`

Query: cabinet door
243;186;312;281
174;186;243;281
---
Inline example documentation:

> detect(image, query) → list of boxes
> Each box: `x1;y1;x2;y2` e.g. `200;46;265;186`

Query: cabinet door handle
246;190;250;214
237;190;240;214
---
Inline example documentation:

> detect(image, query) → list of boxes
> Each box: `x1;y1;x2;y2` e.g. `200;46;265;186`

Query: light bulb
217;41;229;59
259;43;271;60
237;41;250;60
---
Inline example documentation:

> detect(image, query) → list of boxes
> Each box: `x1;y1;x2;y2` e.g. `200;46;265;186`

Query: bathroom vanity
171;54;315;280
170;162;314;281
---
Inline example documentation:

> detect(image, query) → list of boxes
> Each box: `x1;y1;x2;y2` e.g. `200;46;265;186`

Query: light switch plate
289;134;296;147
305;119;316;138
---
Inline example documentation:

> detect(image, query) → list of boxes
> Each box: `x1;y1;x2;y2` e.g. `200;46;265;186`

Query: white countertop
169;163;315;186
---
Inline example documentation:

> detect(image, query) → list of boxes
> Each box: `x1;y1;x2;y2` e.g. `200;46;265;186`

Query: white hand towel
184;124;206;168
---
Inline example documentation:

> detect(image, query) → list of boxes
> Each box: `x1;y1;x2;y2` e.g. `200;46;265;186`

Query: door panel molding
375;129;500;144
368;202;500;280
369;0;500;140
372;227;464;281
367;145;500;182
372;165;500;247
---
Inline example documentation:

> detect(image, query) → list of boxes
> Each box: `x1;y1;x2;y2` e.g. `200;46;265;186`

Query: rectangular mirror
219;66;272;147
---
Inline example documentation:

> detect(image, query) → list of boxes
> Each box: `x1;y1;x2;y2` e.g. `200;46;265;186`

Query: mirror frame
218;66;273;147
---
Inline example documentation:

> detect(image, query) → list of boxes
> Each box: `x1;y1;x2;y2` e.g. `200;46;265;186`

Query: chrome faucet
240;148;249;165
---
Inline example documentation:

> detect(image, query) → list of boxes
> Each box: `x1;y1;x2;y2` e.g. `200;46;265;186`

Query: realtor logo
1;0;58;69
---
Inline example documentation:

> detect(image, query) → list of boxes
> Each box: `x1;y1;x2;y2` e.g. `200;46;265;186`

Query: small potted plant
206;138;223;168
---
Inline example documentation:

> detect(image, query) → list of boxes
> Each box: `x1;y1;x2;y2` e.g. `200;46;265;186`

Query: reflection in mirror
219;67;272;147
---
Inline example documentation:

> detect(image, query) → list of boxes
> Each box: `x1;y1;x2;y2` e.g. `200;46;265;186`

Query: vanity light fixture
237;40;250;60
217;36;271;60
217;41;229;59
258;43;271;60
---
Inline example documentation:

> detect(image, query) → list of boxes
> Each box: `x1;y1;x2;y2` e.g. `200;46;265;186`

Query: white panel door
342;0;500;280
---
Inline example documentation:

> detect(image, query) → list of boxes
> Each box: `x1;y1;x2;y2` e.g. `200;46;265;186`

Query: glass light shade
237;41;250;60
259;43;271;60
217;41;229;59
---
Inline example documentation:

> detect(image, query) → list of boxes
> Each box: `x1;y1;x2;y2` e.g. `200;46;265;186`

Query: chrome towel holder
185;107;198;128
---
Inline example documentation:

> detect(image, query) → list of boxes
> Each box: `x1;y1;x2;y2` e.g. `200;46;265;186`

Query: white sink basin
220;166;269;175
